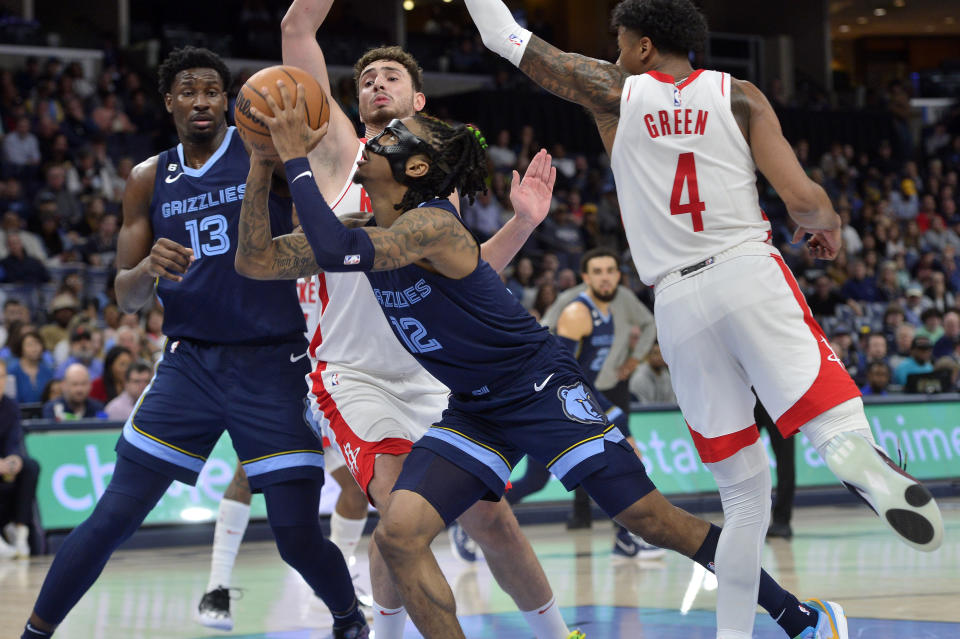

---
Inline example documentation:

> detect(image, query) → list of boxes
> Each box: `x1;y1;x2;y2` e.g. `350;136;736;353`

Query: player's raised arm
115;156;194;311
281;0;336;97
281;0;359;180
463;0;628;137
734;79;842;259
479;148;556;273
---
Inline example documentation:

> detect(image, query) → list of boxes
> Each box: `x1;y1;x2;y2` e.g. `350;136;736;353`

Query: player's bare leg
374;488;464;639
197;463;252;630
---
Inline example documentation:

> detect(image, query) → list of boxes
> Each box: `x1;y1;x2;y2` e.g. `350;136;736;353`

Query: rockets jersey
610;70;771;286
303;141;425;376
569;293;614;387
150;127;305;343
365;199;551;396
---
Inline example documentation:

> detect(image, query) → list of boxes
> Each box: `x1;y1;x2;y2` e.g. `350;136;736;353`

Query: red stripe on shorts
687;421;760;463
769;254;861;436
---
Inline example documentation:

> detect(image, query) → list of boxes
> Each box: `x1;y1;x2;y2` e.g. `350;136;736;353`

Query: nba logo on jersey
330;372;341;386
673;87;682;107
344;254;360;265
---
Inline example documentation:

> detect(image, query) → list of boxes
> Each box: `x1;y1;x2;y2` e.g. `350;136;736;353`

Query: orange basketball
234;65;329;158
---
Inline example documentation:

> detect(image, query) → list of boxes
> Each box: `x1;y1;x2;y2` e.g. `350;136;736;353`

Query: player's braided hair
611;0;708;56
396;113;489;212
157;46;231;95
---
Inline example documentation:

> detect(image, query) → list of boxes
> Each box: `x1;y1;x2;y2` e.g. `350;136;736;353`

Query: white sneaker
0;535;15;559
825;432;943;552
3;523;29;558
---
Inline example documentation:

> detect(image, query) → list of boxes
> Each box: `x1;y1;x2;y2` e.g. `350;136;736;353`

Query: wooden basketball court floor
1;500;958;638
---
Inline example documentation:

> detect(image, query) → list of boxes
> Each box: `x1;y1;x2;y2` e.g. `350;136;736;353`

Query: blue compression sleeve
284;157;376;272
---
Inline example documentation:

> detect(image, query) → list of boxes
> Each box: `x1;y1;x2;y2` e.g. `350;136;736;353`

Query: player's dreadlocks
157;46;231;95
611;0;708;56
396;113;489;212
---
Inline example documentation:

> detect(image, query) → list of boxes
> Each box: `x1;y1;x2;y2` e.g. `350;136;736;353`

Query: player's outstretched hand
793;225;842;260
252;81;328;163
147;237;194;282
510;149;557;228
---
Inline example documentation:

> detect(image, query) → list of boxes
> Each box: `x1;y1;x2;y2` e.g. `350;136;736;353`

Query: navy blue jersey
570;293;614;387
365;199;550;395
150;127;305;343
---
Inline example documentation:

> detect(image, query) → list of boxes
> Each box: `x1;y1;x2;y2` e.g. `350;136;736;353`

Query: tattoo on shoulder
520;36;628;117
730;80;751;144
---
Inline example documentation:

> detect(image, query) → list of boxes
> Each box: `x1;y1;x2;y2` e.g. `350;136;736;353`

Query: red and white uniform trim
299;140;449;498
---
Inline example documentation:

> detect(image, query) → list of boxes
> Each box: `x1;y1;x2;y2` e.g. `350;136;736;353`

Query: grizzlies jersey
150;127;305;343
570;293;614;387
365;199;550;395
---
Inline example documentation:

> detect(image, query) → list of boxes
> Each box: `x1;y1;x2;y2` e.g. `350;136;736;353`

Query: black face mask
365;119;450;185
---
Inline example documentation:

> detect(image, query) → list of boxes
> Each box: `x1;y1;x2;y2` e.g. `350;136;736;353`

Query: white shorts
308;363;449;496
654;242;860;464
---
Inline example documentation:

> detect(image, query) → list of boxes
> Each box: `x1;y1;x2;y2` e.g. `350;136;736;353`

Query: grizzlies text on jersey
150;127;305;343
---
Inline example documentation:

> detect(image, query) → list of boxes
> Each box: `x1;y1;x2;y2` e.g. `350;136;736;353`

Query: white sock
800;397;875;460
206;498;250;592
329;511;367;563
372;601;407;639
521;596;570;638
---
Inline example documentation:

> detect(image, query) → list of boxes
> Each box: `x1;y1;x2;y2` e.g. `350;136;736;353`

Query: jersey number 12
670;152;706;232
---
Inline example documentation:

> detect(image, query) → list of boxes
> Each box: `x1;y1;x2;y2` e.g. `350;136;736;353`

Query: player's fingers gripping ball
234;65;329;159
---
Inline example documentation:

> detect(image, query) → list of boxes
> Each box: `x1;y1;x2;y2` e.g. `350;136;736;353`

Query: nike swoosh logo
379;609;403;616
292;170;313;183
290;352;309;362
533;373;555;392
615;538;636;553
538;601;555;615
165;173;184;183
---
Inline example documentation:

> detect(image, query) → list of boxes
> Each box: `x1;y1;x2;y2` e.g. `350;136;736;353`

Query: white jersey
299;141;424;376
610;69;771;286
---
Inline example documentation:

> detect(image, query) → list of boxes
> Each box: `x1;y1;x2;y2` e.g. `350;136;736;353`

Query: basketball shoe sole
824;432;943;552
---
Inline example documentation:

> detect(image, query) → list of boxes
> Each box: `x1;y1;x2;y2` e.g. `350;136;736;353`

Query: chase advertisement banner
25;400;960;529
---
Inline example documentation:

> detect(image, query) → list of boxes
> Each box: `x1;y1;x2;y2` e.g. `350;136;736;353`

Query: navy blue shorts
116;337;323;491
407;342;637;501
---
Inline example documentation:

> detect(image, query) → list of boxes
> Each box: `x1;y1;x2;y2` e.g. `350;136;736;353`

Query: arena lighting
403;0;414;10
839;24;851;32
180;506;214;522
856;16;869;23
893;0;906;6
874;7;887;16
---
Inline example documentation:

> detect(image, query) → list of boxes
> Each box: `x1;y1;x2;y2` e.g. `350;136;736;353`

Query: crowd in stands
0;41;951;424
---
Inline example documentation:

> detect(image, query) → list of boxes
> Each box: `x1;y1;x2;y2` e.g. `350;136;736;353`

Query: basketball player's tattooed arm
236;157;322;280
518;37;628;146
738;79;842;259
362;207;479;276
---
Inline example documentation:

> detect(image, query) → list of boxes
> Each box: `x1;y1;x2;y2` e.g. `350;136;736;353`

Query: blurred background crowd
0;0;953;424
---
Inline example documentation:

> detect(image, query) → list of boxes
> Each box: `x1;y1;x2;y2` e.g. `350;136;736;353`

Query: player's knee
459;500;519;546
271;523;315;568
372;515;429;565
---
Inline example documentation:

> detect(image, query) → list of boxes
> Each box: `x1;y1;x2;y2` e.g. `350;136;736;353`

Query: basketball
233;65;329;158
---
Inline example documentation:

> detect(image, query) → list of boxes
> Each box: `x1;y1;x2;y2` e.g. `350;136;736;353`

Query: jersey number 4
670;152;706;232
